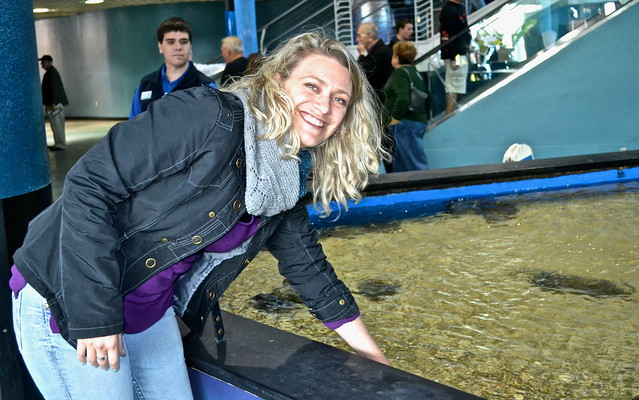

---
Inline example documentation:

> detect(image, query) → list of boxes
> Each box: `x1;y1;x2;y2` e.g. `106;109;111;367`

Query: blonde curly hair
223;31;387;217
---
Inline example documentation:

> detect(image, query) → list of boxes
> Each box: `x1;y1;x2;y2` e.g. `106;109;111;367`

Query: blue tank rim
308;150;639;229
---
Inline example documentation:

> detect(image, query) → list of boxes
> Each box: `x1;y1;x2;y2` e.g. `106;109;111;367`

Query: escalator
416;0;639;169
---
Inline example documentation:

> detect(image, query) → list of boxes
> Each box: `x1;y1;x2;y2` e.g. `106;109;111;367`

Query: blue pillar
233;0;258;55
0;1;51;399
0;2;50;199
224;0;237;36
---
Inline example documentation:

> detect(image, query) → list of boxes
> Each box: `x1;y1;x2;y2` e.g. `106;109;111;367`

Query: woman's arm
266;203;389;365
334;316;389;365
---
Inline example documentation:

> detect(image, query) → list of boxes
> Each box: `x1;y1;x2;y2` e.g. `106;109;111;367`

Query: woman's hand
77;334;126;371
334;316;390;365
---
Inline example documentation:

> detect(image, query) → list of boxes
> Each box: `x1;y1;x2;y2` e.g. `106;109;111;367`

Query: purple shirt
10;215;261;334
10;213;356;333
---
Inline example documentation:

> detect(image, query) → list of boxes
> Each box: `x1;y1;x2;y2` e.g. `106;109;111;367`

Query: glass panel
417;0;627;122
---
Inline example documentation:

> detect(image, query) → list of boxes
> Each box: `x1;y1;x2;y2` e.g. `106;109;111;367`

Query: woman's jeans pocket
12;284;50;354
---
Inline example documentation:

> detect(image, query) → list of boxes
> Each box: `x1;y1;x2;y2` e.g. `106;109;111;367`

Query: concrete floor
46;119;122;199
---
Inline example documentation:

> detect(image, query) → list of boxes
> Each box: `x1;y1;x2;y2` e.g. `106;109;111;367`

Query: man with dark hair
439;0;471;115
39;54;69;150
130;17;213;118
388;19;414;48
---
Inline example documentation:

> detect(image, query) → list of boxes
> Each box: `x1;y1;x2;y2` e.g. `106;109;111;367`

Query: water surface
221;183;639;400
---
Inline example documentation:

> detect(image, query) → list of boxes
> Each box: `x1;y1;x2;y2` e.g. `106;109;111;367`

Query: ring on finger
97;356;107;362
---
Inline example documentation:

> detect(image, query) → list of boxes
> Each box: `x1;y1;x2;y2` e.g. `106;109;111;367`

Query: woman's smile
281;54;352;148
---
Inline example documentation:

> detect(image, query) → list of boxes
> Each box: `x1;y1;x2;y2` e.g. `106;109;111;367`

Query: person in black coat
356;22;394;172
356;22;393;101
39;54;69;150
220;35;250;86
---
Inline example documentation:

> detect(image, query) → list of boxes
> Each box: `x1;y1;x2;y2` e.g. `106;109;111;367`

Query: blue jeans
391;120;428;172
13;284;194;400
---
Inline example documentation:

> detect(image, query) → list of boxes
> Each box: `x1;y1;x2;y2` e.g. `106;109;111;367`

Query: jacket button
235;158;242;168
243;258;252;266
217;328;224;336
215;316;221;323
161;238;169;243
200;316;204;322
208;290;216;300
227;112;232;117
233;200;242;210
208;211;216;218
145;258;157;268
191;235;203;245
339;299;346;306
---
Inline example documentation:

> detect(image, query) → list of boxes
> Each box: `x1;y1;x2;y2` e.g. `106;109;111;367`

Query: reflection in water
447;199;520;222
250;280;304;313
354;278;401;301
526;270;635;298
221;183;639;400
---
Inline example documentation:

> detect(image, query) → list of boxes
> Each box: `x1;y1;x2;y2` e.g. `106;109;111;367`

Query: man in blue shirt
130;17;214;119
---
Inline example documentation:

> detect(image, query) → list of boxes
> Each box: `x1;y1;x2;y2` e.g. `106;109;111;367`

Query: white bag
503;143;534;163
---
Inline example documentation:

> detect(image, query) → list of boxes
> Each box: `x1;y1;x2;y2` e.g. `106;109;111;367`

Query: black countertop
183;311;485;400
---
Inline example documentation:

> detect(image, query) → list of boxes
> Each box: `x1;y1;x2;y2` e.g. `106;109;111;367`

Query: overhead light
85;0;104;4
33;8;50;13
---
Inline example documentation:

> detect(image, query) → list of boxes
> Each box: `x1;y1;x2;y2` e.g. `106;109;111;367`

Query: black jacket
136;62;212;114
439;0;471;60
41;66;69;107
14;87;358;345
357;39;393;98
221;57;249;86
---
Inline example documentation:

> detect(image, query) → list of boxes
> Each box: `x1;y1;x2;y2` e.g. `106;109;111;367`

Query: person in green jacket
383;41;429;172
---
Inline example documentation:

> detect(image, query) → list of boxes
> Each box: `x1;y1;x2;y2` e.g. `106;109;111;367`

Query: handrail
413;0;512;66
258;0;311;31
260;3;334;53
206;0;320;61
258;0;320;54
421;0;636;129
360;2;390;22
205;53;224;65
468;0;512;25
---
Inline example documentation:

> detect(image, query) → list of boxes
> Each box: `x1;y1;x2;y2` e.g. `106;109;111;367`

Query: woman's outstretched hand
335;316;390;365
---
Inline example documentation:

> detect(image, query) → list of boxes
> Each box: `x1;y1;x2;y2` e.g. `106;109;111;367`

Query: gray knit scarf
231;89;300;217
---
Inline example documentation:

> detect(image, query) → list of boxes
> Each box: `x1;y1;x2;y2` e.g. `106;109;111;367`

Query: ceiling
32;0;219;20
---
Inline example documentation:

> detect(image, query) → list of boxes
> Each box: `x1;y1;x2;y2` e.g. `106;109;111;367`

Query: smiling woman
225;31;389;216
279;54;352;148
11;31;390;400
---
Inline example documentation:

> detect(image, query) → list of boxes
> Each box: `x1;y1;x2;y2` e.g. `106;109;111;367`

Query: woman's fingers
118;333;126;356
106;335;126;371
97;353;110;370
77;334;123;370
77;341;88;365
106;353;119;371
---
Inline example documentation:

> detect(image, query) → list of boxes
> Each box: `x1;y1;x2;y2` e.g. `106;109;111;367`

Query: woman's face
392;54;400;69
280;54;352;148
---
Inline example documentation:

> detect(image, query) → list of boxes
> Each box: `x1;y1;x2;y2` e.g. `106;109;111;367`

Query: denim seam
131;372;144;399
42;303;73;399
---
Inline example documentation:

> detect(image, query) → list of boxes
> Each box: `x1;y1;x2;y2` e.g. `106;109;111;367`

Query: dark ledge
363;150;639;196
183;311;485;400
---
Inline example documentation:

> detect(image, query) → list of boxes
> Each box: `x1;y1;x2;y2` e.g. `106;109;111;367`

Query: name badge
140;90;153;100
